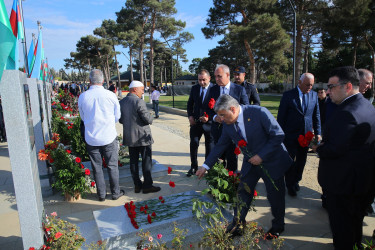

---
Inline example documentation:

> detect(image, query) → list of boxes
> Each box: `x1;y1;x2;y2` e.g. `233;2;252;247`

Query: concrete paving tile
0;212;21;244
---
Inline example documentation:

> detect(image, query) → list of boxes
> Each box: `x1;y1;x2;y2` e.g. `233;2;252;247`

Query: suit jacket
187;83;213;121
277;87;321;147
205;105;292;180
317;93;375;195
119;93;153;147
242;81;261;105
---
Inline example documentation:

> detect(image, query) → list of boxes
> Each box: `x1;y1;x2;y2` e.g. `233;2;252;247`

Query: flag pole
19;0;29;76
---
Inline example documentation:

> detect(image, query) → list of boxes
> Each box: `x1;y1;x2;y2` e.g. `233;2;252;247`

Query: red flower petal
234;147;241;155
169;181;175;187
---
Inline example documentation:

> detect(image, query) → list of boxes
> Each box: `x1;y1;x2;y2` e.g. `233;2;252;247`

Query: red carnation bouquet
298;131;318;148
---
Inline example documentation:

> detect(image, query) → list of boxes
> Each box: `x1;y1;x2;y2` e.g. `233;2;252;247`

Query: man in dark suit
233;66;261;105
277;73;321;196
313;66;375;249
196;94;292;239
119;81;161;194
207;64;249;172
186;69;214;176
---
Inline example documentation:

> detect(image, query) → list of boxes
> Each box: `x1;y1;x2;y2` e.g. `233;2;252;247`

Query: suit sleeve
203;126;233;168
187;87;194;117
257;108;285;161
240;86;250;105
277;94;288;130
137;99;153;125
312;94;322;135
250;86;261;106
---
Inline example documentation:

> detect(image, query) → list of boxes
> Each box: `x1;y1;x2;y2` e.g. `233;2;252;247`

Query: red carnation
159;196;163;200
204;112;209;118
161;199;165;204
147;214;152;224
305;131;314;141
140;206;144;212
168;166;172;174
55;232;63;240
85;169;91;175
228;171;234;176
66;150;71;154
234;147;241;155
91;181;95;187
151;212;156;217
169;181;175;188
298;135;309;147
254;190;258;197
75;157;81;163
208;98;215;109
145;205;148;209
238;139;247;147
81;164;84;169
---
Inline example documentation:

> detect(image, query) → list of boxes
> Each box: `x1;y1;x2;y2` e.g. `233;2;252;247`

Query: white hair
89;69;104;85
215;64;230;75
300;73;314;82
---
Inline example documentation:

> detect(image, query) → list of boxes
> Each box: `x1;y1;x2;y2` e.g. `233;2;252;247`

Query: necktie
302;93;307;113
235;122;245;141
221;87;226;95
199;88;204;103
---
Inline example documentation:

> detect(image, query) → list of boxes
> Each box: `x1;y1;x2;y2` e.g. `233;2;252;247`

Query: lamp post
288;0;297;88
162;36;175;108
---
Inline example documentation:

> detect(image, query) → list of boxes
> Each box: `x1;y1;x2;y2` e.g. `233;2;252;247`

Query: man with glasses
313;66;375;249
277;73;321;197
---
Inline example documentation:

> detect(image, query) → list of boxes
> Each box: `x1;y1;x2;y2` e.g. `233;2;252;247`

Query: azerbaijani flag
30;29;43;79
27;38;35;76
8;0;24;70
0;0;16;81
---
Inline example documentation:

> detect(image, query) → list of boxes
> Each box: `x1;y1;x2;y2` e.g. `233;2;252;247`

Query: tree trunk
150;11;156;86
295;22;303;82
352;38;358;67
139;45;144;84
364;34;375;90
113;45;122;97
241;10;256;83
129;47;134;82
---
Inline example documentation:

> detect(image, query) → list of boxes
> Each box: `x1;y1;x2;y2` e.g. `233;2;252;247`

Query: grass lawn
145;94;282;118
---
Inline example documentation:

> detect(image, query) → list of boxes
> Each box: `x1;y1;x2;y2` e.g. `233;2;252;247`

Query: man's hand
248;154;263;165
188;116;196;126
214;115;222;123
199;116;208;123
316;135;322;142
312;142;323;152
196;166;207;179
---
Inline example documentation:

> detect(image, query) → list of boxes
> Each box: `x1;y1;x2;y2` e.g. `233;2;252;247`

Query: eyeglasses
327;83;344;90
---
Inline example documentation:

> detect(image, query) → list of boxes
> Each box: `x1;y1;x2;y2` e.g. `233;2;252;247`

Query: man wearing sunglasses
313;66;375;249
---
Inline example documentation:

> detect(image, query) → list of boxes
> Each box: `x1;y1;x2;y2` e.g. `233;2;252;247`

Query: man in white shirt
151;86;161;118
78;69;124;202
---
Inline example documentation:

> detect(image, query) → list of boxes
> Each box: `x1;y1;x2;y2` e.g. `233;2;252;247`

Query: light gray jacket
119;93;153;147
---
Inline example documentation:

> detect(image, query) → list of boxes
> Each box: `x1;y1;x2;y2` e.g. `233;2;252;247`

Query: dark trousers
284;144;308;188
234;166;285;230
212;123;238;172
129;145;153;189
86;139;120;199
152;100;159;117
326;193;368;249
189;123;214;169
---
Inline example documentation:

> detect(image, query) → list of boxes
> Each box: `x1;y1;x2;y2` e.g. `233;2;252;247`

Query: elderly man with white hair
78;69;124;202
119;81;161;194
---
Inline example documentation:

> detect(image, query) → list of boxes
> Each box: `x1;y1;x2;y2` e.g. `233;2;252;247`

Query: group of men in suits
187;64;259;176
193;64;375;248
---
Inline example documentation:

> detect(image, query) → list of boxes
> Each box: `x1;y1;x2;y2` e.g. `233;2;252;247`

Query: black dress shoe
225;222;244;238
295;183;300;191
112;190;125;200
288;186;297;197
143;186;161;194
186;168;196;177
135;186;142;193
99;197;106;202
265;227;284;240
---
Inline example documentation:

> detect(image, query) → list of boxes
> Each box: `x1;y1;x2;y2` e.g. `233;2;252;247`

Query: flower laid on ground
208;98;215;109
50;212;57;217
147;214;152;224
157;234;162;239
169;181;175;187
168;166;172;174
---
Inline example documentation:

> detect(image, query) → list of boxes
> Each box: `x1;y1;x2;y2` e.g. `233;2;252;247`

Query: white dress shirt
78;85;121;146
151;90;160;101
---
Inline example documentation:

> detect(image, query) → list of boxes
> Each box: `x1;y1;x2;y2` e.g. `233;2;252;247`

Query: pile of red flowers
298;131;314;147
125;199;162;229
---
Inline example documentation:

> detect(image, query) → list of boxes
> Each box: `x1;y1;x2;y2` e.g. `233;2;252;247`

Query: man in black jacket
186;69;214;176
233;66;260;106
